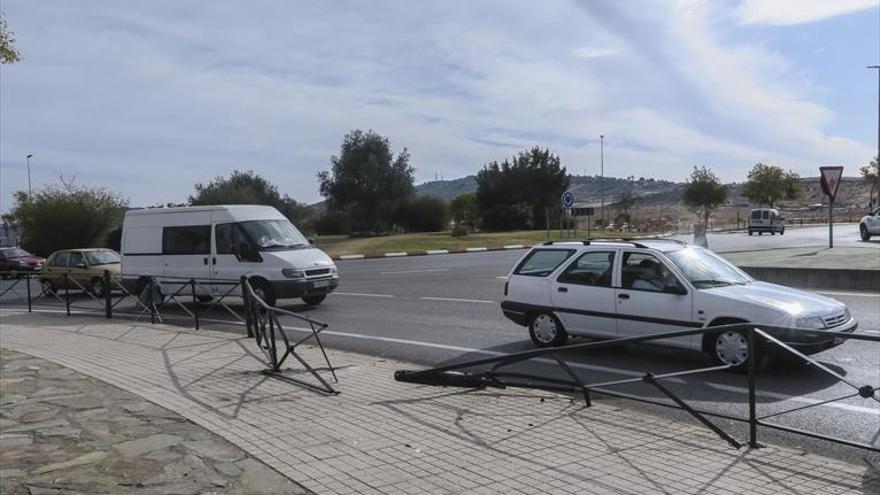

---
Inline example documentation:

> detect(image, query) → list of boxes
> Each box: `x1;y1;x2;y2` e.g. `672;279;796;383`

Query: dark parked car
0;247;45;275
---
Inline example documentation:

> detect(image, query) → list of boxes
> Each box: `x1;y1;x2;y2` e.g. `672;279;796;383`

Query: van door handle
557;287;568;293
212;257;217;265
618;293;630;299
203;257;208;265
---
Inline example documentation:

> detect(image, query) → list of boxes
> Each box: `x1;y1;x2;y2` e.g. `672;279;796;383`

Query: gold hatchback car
40;248;121;297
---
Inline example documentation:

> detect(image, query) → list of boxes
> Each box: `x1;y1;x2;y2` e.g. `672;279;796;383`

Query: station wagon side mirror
76;262;86;269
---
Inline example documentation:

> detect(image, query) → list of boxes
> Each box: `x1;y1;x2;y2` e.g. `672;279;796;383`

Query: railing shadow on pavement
395;323;880;456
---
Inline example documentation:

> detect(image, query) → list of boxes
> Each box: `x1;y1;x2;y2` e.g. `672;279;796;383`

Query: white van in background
747;208;785;236
121;205;338;306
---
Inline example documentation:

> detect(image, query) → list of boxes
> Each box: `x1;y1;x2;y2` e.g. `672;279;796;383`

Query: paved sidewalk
1;311;877;494
0;348;309;494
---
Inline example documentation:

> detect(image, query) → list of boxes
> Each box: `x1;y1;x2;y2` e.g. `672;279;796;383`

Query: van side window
558;251;615;287
514;249;575;277
215;223;235;255
750;211;760;219
163;226;210;255
762;211;769;220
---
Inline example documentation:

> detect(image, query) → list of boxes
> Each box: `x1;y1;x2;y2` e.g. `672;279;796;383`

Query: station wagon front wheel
712;330;759;373
529;312;567;347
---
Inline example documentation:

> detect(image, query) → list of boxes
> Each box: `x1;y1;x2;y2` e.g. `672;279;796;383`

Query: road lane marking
426;250;449;255
496;276;508;280
466;247;487;252
333;292;395;298
420;297;494;304
864;330;880;335
276;326;879;415
384;252;408;257
380;268;449;275
817;290;880;298
338;254;365;260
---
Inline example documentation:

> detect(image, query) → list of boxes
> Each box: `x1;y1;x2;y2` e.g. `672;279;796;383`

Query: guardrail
395;323;880;454
0;270;339;393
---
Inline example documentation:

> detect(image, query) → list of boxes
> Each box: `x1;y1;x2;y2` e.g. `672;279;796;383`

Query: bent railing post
104;270;112;319
190;278;199;331
64;273;71;316
747;327;758;448
25;274;32;313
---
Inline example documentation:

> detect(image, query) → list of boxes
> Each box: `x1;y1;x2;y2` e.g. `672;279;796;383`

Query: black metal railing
1;270;339;393
395;323;880;453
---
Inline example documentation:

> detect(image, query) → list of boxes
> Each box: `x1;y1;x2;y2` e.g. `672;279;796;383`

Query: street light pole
26;154;33;199
600;134;605;226
869;65;880;207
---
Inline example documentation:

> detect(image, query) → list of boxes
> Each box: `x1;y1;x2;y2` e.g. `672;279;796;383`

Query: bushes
313;210;350;236
400;196;449;233
3;180;128;257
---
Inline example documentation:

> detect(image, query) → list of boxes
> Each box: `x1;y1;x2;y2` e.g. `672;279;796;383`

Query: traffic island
723;247;880;290
0;312;877;494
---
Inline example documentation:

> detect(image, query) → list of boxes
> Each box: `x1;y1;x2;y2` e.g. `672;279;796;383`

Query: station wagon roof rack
541;237;686;249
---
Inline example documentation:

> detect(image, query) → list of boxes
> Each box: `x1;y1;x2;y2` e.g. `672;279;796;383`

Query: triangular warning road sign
819;166;843;202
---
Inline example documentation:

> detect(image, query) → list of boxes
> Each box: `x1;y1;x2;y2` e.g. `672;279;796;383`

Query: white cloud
737;0;876;25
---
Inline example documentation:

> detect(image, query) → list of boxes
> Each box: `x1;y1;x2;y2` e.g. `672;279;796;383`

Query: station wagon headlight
796;316;825;329
281;268;305;279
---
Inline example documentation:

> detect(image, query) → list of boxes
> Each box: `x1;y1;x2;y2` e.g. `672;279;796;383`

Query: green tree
859;155;878;206
1;14;21;64
476;147;569;231
450;192;479;232
3;178;128;256
740;163;802;208
400;196;449;233
682;166;728;226
189;170;309;224
318;129;415;233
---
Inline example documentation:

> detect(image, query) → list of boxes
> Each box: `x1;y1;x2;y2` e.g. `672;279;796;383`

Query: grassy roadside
313;230;657;257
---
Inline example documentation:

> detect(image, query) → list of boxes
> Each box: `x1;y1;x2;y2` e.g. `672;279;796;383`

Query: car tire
528;312;567;347
861;224;871;241
90;277;106;298
249;278;277;307
758;231;762;236
710;329;761;373
780;227;785;235
302;294;326;306
747;230;753;236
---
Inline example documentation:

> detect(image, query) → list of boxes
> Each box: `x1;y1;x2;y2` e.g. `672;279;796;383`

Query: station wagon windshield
85;250;121;265
666;247;751;289
239;220;309;250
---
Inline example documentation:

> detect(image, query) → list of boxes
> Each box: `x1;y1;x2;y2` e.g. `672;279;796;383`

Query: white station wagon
501;239;857;370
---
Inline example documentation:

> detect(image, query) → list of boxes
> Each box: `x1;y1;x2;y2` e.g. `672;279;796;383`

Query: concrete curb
329;233;675;261
740;266;880;291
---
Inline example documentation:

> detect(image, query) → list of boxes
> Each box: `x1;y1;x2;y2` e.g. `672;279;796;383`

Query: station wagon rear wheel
41;279;55;296
90;277;106;298
529;312;567;347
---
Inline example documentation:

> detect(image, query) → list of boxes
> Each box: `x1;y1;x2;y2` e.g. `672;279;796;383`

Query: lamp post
869;65;880;208
600;134;605;226
26;154;33;199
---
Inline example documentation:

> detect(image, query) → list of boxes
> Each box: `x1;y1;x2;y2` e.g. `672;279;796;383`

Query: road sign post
819;166;843;249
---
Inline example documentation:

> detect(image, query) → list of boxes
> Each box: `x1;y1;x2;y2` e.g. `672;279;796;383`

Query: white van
747;208;785;236
121;205;338;306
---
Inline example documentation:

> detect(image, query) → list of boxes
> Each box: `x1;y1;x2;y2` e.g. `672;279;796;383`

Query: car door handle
617;293;630;300
557;287;568;293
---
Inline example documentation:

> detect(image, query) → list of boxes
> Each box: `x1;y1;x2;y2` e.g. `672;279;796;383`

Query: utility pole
26;154;33;199
869;65;880;207
600;134;605;226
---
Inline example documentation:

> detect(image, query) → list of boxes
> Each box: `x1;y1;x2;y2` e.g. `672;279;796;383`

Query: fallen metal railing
241;277;338;394
395;323;880;453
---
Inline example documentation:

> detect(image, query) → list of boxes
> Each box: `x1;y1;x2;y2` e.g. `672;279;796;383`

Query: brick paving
1;311;877;494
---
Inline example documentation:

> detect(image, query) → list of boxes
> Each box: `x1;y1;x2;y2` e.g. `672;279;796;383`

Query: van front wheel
302;294;326;306
249;279;276;307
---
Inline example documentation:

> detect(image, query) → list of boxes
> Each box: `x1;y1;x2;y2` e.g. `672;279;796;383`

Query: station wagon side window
514;249;575;277
67;252;85;267
50;252;70;267
557;251;615;287
163;225;210;255
621;252;683;293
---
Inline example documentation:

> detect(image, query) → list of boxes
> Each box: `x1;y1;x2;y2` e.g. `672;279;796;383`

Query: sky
0;0;878;212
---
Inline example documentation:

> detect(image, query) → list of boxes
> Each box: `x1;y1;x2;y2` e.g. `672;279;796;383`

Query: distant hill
416;175;874;208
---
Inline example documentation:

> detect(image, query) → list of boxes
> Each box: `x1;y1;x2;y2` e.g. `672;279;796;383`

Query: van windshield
239;220;309;251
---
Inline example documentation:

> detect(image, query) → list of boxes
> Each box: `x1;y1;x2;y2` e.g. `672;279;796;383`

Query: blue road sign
561;191;574;208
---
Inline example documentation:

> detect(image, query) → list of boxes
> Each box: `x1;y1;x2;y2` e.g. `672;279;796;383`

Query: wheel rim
92;279;103;295
41;280;53;293
532;314;557;344
715;331;749;366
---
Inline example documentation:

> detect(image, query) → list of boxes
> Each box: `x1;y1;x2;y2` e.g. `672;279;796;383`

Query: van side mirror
237;242;261;262
308;238;315;245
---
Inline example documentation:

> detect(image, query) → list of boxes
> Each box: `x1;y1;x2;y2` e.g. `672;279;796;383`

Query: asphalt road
1;224;878;463
675;222;880;252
